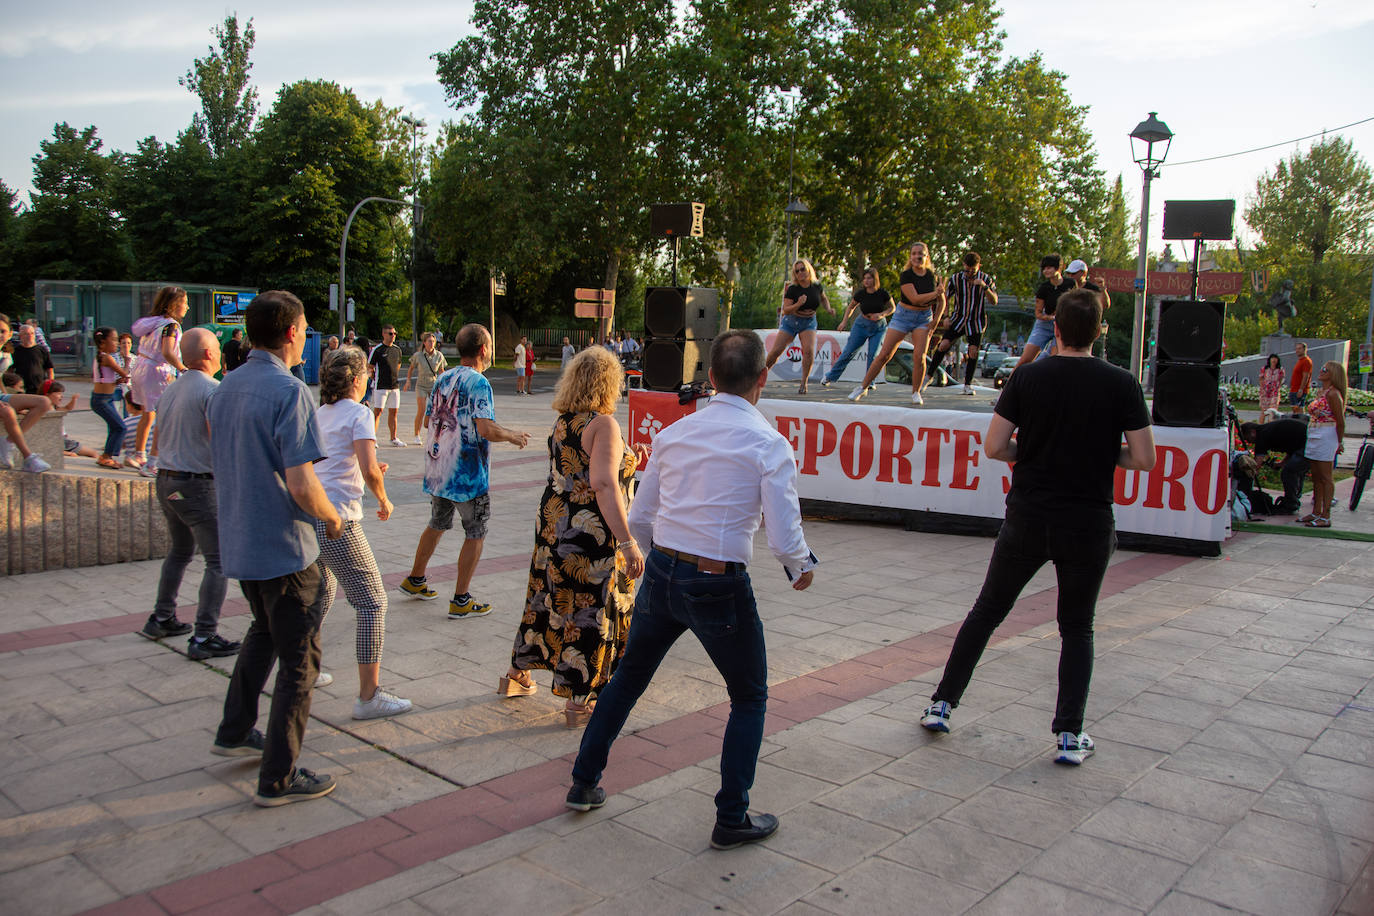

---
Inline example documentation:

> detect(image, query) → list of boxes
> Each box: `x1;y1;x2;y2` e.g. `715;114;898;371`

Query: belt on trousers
158;469;213;480
651;544;745;575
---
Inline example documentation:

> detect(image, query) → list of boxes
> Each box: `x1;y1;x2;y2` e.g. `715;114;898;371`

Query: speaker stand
670;236;680;288
1189;238;1205;301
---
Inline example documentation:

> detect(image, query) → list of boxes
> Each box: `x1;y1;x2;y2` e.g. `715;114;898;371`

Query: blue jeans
824;316;886;383
572;548;768;824
90;391;124;457
931;507;1115;736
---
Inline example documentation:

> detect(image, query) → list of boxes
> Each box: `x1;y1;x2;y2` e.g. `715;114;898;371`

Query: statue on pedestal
1267;279;1296;335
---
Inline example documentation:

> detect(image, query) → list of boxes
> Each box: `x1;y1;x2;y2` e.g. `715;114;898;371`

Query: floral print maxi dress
511;411;637;701
1258;367;1283;415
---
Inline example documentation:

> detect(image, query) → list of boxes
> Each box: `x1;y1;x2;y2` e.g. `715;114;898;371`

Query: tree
1245;136;1374;343
0;181;29;315
23;123;130;280
180;15;258;157
434;0;681;300
1097;174;1133;268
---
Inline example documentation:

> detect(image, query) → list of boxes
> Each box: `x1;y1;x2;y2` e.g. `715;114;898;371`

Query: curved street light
1128;111;1173;382
337;196;424;339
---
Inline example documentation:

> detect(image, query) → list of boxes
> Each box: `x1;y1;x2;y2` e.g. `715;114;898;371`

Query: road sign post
575;288;615;343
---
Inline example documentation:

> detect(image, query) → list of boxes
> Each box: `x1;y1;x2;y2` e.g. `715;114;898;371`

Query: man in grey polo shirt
139;327;239;661
209;291;345;807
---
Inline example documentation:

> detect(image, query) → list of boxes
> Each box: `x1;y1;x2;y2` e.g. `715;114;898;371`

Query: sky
2;0;1372;261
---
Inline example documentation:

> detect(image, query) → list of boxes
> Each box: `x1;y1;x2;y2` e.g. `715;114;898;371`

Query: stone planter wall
1;471;168;575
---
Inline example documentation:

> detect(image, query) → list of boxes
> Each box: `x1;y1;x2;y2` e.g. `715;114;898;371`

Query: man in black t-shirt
222;328;246;372
369;324;406;447
1240;419;1309;513
12;323;54;393
920;287;1156;766
927;250;997;396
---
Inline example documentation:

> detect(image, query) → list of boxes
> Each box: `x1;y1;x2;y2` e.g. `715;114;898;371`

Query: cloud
0;86;188;112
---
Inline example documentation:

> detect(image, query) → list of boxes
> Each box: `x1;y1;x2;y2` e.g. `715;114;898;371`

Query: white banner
755;328;910;384
628;391;1231;543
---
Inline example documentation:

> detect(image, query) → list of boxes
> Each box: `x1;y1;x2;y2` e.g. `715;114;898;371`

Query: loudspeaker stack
1151;299;1226;428
642;287;719;391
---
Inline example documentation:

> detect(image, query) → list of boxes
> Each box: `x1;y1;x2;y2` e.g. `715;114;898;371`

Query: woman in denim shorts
849;242;945;405
764;259;834;394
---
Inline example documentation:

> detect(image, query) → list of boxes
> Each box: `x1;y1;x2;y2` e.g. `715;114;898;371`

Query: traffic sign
575;287;615;319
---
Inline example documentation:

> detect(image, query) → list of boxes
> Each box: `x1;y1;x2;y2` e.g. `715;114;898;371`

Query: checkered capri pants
312;518;388;665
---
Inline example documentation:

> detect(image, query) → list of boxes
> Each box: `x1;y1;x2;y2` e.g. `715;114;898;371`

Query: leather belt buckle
698;557;726;575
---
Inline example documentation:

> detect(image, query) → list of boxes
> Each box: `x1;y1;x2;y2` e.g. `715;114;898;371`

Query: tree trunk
720;252;737;335
601;250;621;343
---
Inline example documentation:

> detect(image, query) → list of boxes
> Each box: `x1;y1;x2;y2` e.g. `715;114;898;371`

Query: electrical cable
1162;115;1374;167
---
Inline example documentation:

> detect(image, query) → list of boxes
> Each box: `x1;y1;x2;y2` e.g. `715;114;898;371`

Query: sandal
497;670;537;697
797;385;809;395
1308;517;1331;528
564;699;596;729
96;456;120;470
1297;514;1316;524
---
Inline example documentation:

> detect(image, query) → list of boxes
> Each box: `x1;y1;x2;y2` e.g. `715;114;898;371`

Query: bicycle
1347;408;1373;510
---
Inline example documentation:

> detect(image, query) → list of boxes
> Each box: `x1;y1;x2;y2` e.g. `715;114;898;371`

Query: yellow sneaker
398;578;438;601
448;594;492;619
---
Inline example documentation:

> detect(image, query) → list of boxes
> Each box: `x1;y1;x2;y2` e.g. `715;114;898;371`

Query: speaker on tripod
641;287;719;390
1152;298;1226;428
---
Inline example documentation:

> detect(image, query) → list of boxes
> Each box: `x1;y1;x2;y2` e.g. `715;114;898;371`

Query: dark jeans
216;562;326;795
154;475;227;637
1279;452;1310;510
572;549;767;824
823;315;886;383
90;391;123;457
932;508;1115;736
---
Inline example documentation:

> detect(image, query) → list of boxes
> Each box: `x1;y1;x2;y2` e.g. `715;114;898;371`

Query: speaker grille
1157;299;1224;364
644;287;688;337
1152;363;1220;427
642;338;707;391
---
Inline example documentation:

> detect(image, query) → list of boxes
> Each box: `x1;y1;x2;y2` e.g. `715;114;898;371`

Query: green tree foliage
0;181;29;315
23;123;130;280
1244;136;1374;343
1097;174;1133;268
241;80;410;331
180;15;259;157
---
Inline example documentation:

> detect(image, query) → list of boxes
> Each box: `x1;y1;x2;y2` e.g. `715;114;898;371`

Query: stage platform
759;378;1001;413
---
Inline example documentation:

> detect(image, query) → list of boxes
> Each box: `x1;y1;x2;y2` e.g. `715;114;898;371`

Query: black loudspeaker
1153;364;1220;427
642;287;719;390
650;203;705;238
1162;200;1235;241
1156;299;1224;364
1152;298;1226;428
643;339;708;391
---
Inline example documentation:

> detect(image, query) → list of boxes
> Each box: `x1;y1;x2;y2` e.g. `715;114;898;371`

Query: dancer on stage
1014;254;1073;368
925;251;996;396
764;259;833;395
919;288;1155;765
849;242;944;404
821;268;893;388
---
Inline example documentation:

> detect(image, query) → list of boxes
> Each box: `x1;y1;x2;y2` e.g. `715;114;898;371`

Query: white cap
1066;259;1087;274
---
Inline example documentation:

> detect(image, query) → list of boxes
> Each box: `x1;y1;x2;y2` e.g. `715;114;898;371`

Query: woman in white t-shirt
314;346;412;720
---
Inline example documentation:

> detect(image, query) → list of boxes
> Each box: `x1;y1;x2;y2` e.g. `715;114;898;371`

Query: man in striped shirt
927;251;997;396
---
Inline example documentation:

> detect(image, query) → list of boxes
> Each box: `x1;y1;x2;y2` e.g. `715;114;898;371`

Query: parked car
981;348;1010;378
993;355;1019;388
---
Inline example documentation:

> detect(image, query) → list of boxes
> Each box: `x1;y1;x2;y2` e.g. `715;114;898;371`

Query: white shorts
370;387;401;409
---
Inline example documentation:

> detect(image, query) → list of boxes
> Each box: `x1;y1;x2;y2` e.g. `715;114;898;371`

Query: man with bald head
139;327;240;659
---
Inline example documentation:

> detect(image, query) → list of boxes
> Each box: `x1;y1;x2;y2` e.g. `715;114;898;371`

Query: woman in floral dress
1258;353;1283;418
501;347;645;727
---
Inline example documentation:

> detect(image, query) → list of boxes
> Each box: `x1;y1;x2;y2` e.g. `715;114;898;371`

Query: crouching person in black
1240;420;1309;514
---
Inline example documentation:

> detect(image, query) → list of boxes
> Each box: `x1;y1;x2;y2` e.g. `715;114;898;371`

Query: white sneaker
848;386;868;402
22;453;51;473
352;688;412;720
390;438;406;448
962;385;975;396
138;461;158;478
413;436;423;446
1054;731;1095;766
124;453;145;469
314;670;334;689
911;392;924;406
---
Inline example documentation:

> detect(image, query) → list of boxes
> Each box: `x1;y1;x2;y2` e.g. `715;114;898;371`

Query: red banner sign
1093;268;1245;297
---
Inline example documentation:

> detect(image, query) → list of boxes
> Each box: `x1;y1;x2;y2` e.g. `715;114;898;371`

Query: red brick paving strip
80;549;1196;915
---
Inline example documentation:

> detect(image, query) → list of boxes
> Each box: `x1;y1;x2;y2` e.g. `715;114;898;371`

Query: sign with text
213;291;245;324
628;390;1230;542
1094;268;1245;298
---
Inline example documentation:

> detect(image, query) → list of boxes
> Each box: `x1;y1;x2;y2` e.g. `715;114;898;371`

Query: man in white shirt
565;330;818;851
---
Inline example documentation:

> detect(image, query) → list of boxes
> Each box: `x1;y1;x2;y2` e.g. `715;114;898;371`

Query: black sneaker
188;634;242;660
139;615;193;640
710;812;779;850
565;782;607;811
253;768;336;807
211;728;265;758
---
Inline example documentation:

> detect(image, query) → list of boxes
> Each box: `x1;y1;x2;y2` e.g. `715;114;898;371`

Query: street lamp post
401;115;425;349
785;198;810;267
1128;112;1173;382
338;196;421;340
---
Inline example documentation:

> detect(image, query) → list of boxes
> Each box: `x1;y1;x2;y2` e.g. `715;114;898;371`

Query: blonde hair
552;346;622;416
909;243;930;269
1325;360;1348;398
793;259;818;285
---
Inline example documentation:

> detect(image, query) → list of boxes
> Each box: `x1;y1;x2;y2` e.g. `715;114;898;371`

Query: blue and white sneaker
1054;732;1095;765
920;701;952;733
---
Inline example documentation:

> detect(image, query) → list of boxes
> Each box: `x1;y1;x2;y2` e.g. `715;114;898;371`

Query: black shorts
938;325;982;349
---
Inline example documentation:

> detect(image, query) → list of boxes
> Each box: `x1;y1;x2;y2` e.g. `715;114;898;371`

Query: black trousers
215;562;326;794
932;508;1115;736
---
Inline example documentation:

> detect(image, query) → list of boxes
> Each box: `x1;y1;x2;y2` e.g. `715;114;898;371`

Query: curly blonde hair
552;346;622;416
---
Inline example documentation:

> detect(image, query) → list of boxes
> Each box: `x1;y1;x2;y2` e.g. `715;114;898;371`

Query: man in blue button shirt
208;290;345;807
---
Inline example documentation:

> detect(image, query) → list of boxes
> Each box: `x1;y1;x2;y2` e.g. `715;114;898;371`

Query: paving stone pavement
3;373;1373;915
